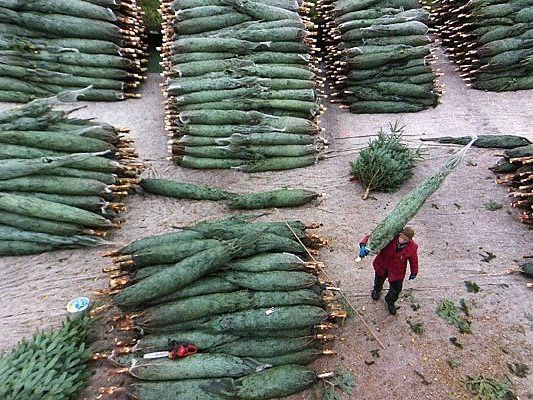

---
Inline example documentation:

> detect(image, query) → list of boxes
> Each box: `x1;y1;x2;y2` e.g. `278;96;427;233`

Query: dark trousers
374;273;403;304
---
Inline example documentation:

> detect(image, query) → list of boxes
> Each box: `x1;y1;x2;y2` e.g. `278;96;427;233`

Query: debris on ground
459;299;471;318
414;370;431;385
480;252;497;263
402;289;421;311
462;375;517;400
320;366;357;400
507;363;529;378
484;201;503;212
449;337;464;349
407;320;425;335
447;359;462;369
465;281;481;293
437;300;471;334
519;261;533;278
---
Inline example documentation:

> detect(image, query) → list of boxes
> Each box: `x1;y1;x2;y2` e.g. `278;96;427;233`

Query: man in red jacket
359;227;418;315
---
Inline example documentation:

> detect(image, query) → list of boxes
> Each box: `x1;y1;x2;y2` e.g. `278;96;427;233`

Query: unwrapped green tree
0;312;92;400
138;0;162;32
350;122;423;199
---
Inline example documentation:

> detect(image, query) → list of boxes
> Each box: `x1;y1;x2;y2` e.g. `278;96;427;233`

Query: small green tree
350;121;423;199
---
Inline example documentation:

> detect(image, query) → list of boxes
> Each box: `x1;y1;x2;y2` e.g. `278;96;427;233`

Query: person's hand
408;274;417;280
358;244;369;258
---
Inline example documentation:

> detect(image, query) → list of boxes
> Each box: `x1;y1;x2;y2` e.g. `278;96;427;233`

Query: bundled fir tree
364;136;476;255
350;122;423;199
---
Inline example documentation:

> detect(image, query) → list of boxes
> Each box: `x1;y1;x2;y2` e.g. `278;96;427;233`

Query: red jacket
361;235;419;282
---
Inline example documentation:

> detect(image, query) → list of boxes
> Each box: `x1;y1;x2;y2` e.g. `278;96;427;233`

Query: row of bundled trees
492;145;533;226
0;91;142;256
0;0;148;102
427;0;533;91
319;0;441;113
102;216;346;400
159;0;325;171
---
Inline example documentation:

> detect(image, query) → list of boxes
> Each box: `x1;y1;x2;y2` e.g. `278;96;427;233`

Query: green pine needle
484;201;503;211
408;321;425;335
519;262;533;277
437;300;472;334
320;366;357;400
462;375;517;400
138;0;163;31
465;281;481;293
0;313;92;400
331;367;357;395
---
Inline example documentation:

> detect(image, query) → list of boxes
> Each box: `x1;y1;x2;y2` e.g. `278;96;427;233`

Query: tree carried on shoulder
359;227;418;315
355;135;478;314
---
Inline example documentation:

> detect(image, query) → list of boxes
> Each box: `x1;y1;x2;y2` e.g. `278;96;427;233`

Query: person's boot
386;300;397;315
371;290;380;300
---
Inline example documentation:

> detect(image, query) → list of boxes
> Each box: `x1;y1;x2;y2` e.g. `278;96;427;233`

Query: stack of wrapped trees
492;145;533;226
0;92;142;256
103;217;345;399
160;0;325;172
320;0;441;113
429;0;533;91
0;0;147;102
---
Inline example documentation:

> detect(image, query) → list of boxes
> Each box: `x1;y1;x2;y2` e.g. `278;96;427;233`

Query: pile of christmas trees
160;0;325;171
428;0;533;91
0;91;142;256
102;216;345;399
492;145;533;226
0;0;147;102
319;0;440;113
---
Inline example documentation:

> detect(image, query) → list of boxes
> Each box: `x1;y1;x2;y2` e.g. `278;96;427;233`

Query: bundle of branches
421;134;531;149
0;91;143;256
0;0;148;102
100;215;345;399
519;260;533;277
492;145;533;226
350;122;423;199
463;375;516;400
0;311;92;400
426;0;533;91
160;0;326;171
140;178;321;209
365;136;476;253
318;0;441;113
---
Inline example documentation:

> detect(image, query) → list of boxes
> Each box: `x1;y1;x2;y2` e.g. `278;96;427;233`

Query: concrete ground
0;48;532;400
